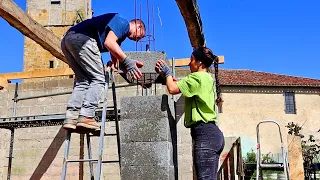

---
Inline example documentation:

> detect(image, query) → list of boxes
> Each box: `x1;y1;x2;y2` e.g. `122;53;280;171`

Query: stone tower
23;0;92;72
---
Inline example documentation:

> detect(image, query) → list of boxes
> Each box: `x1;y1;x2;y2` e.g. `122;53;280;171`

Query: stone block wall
0;76;176;180
0;69;239;180
120;95;177;180
1;68;318;179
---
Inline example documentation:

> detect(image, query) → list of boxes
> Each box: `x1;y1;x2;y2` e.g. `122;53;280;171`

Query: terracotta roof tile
219;69;320;87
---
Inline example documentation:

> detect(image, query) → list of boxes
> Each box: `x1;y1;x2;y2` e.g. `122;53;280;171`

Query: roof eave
221;84;320;88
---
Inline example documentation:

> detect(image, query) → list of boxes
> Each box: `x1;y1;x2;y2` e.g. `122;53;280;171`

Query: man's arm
110;53;117;62
104;30;126;62
104;30;143;80
110;53;119;69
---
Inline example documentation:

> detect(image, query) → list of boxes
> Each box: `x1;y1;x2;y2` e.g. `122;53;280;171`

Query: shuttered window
284;92;296;114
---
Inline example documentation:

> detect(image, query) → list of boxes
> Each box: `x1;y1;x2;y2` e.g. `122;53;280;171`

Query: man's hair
130;19;146;30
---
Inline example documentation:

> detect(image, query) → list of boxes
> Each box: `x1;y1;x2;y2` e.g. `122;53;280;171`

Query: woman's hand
155;59;172;77
155;59;180;95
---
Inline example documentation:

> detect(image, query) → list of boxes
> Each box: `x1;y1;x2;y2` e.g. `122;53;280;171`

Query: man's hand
121;57;144;80
155;59;172;77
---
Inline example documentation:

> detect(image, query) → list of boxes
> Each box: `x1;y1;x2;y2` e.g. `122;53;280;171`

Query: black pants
191;122;225;180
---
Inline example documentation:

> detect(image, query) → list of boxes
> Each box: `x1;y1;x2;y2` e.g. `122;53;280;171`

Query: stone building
23;0;92;72
217;69;320;160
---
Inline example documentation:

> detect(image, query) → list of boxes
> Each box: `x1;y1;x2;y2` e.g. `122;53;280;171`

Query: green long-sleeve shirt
177;71;218;128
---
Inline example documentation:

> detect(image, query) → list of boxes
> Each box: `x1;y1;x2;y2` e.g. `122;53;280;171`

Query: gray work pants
61;31;105;119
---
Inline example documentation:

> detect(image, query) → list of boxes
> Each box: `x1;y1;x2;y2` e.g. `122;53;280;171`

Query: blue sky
0;0;319;79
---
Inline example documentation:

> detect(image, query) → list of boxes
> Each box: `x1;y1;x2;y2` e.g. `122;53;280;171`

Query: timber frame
0;57;224;89
1;0;207;63
0;0;222;88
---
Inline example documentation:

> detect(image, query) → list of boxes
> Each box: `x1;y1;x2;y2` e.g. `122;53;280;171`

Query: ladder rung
104;133;117;136
260;163;284;170
96;106;116;110
89;133;117;137
66;159;98;163
101;160;120;163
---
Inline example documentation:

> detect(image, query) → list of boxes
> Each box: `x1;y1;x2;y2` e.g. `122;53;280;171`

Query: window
284;92;296;114
51;0;60;5
49;60;54;68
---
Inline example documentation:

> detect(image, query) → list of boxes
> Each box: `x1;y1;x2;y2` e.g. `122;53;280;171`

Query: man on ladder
61;12;146;131
60;12;146;180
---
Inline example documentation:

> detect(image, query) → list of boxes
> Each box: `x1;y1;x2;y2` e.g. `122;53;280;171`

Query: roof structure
219;69;320;87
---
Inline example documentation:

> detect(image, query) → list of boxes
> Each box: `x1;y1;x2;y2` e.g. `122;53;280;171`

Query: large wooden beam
0;77;8;90
0;57;224;81
170;56;224;67
0;0;67;63
175;0;205;48
0;68;74;80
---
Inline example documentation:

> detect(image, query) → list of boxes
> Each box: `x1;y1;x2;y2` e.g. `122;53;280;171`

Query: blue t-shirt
68;13;130;52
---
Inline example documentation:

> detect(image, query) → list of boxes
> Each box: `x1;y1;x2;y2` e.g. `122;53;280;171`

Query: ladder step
66;159;120;163
89;133;117;137
97;105;114;108
66;159;98;163
101;160;120;163
260;163;284;170
96;106;117;110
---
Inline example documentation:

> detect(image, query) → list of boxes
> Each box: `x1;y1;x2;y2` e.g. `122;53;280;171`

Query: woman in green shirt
155;47;225;180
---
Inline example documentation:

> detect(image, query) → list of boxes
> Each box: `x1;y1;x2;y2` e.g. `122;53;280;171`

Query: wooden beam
0;57;225;80
169;56;224;66
0;68;74;80
175;0;205;48
0;0;67;63
0;77;8;90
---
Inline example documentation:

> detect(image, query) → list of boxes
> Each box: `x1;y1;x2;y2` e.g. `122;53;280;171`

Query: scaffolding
0;82;138;179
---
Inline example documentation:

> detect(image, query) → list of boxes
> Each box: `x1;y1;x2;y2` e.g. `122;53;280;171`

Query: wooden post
0;77;8;90
287;135;305;180
0;0;67;63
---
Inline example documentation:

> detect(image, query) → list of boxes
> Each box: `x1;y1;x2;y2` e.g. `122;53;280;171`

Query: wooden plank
169;56;224;66
287;135;305;180
223;158;229;180
175;0;205;48
229;146;235;180
0;56;225;80
0;0;67;63
0;68;74;80
0;77;8;90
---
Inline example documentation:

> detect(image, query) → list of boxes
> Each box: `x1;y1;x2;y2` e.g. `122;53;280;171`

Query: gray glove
120;57;143;80
157;61;172;77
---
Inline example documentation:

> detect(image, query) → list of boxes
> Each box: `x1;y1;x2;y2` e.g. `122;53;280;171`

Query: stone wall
0;76;174;180
0;70;319;179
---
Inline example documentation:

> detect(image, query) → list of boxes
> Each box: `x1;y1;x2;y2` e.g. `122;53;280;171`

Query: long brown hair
192;47;222;106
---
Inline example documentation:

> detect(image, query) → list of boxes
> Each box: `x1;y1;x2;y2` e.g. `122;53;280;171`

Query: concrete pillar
120;95;177;180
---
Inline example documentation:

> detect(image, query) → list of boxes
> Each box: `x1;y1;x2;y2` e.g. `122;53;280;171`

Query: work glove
120;57;144;80
155;59;172;77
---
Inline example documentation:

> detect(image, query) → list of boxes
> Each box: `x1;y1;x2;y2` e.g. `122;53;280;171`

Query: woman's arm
165;76;180;95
